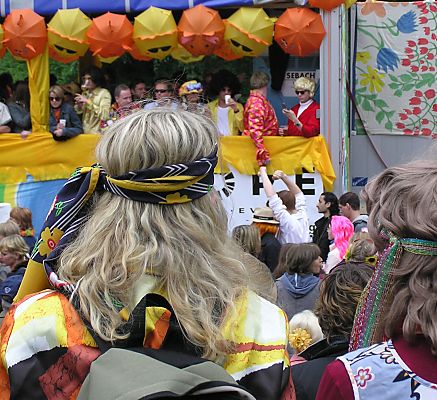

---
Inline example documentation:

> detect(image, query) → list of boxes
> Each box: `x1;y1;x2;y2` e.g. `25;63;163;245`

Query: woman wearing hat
179;80;211;117
282;77;320;138
252;207;282;273
1;109;290;399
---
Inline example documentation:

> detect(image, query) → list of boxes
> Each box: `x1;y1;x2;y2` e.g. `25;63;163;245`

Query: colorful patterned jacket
0;283;291;400
243;91;279;166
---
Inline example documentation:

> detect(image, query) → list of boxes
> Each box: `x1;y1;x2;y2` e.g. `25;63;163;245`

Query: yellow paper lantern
0;24;5;57
345;0;357;8
224;8;275;57
47;9;91;63
133;7;178;60
171;44;204;63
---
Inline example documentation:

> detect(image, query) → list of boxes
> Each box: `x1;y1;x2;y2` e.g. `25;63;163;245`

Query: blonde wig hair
242;253;277;303
57;109;249;359
0;220;20;238
250;71;269;90
294;77;316;98
232;225;262;257
0;234;29;258
361;159;437;353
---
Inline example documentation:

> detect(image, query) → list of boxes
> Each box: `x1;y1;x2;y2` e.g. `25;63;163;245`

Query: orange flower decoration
361;1;386;17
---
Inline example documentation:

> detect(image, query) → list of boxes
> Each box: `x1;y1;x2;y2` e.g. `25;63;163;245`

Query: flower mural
355;1;436;137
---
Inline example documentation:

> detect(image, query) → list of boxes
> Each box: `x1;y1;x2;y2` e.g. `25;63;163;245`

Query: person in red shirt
283;77;320;138
243;71;279;166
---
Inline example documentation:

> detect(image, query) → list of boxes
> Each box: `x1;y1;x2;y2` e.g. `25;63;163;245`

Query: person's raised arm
259;166;275;198
273;170;301;195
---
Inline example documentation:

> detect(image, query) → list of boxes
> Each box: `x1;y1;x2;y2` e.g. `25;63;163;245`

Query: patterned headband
350;228;437;351
15;147;218;300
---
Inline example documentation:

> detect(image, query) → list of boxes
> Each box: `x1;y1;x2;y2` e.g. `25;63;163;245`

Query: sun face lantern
47;9;91;63
309;0;345;11
214;40;242;61
223;8;275;57
3;9;47;60
171;44;204;63
133;7;178;60
274;8;326;57
0;25;6;58
87;13;133;59
178;5;225;56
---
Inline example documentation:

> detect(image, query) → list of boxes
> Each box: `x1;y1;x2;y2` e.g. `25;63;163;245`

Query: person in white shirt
259;167;310;244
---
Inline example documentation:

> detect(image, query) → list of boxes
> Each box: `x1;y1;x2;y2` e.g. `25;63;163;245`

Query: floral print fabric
338;340;437;399
355;1;436;137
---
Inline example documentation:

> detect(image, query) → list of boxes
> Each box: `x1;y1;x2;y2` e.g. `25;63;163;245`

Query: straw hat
252;207;279;224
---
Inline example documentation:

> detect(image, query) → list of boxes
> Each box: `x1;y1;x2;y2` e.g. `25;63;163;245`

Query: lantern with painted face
3;9;47;60
224;8;275;57
133;7;178;60
171;44;204;63
87;13;133;59
214;40;242;61
47;9;91;63
178;5;225;56
128;43;152;61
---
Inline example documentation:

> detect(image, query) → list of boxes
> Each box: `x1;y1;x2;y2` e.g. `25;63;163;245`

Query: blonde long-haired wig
57;109;249;359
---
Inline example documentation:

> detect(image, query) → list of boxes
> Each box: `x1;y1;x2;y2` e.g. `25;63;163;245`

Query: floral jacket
243;91;279;166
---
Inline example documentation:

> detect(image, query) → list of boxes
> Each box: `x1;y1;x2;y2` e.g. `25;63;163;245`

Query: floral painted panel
355;1;436;137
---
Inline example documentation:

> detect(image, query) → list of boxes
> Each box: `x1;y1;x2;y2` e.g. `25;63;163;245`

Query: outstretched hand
272;170;286;180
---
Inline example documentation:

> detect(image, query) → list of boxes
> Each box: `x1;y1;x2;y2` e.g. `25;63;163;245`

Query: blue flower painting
396;11;417;34
377;48;400;72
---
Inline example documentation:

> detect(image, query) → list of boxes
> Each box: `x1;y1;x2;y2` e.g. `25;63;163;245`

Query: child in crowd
344;231;378;268
252;207;281;273
10;206;36;251
275;243;322;321
324;215;354;274
289;310;323;366
259;167;310;245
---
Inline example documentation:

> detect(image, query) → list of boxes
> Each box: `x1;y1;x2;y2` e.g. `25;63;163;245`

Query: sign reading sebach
214;168;323;238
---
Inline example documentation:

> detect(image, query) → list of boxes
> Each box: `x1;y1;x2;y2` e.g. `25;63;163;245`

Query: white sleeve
0;103;12;126
268;194;291;226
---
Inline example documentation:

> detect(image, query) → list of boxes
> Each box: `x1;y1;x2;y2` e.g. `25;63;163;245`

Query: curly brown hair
315;263;373;343
361;159;437;353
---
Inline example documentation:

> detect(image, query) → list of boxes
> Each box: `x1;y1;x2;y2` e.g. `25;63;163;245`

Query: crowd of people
1;68;320;165
0;90;435;399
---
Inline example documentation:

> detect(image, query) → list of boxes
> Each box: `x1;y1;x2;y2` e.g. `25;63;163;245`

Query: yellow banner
0;134;335;190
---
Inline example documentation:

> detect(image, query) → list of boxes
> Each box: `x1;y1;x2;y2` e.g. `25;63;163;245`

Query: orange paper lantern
87;13;133;59
274;8;326;57
3;9;47;60
309;0;345;11
0;24;6;58
178;5;225;56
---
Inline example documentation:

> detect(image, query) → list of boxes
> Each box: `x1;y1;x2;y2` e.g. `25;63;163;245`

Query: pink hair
330;215;354;259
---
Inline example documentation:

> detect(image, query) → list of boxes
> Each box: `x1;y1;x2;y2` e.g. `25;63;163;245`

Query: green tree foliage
0;52;78;84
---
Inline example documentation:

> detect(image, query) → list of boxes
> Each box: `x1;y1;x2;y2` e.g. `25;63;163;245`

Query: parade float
0;0;435;231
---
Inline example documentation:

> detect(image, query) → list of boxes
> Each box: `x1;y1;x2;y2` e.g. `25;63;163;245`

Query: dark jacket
260;232;281;273
0;265;27;304
312;216;330;261
276;273;320;320
7;102;31;132
291;337;349;400
49;103;83;141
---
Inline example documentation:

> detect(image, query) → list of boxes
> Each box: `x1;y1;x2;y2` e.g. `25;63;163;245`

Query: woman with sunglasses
49;85;83;141
282;77;320;138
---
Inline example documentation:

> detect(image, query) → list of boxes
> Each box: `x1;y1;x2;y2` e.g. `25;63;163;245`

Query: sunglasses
54;44;76;55
148;46;171;53
49;97;61;101
295;90;307;95
155;89;169;94
230;39;252;53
